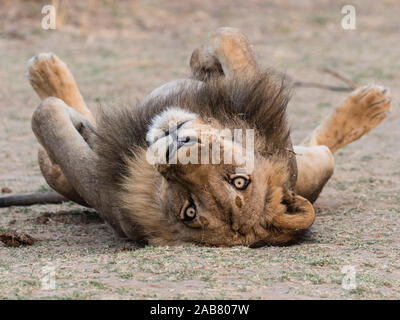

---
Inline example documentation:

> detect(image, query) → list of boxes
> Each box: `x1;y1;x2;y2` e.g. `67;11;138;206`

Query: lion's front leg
190;27;259;80
295;84;391;203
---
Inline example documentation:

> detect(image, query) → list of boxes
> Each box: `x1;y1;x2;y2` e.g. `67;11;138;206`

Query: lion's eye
232;176;250;190
184;204;197;221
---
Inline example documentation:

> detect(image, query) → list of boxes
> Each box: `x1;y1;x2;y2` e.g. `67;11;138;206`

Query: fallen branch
291;81;353;92
288;68;358;92
0;192;68;208
320;67;358;90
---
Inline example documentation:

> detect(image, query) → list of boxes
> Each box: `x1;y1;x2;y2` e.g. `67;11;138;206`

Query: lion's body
26;28;391;247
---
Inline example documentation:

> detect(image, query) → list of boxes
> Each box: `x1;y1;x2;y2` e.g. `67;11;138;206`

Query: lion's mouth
166;135;200;161
162;120;201;161
163;121;188;137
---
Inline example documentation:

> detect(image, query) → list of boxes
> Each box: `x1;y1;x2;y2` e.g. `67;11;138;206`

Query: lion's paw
26;52;94;122
345;83;391;130
330;84;391;151
26;52;74;100
350;84;391;114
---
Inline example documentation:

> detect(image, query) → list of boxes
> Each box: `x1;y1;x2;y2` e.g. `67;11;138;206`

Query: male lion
24;28;390;246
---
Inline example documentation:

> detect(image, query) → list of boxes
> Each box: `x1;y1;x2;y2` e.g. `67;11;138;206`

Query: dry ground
0;0;399;299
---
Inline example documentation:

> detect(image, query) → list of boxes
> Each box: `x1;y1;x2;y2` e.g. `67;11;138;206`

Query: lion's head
95;74;315;246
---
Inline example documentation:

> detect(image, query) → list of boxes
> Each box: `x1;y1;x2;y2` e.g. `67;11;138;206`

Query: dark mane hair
93;70;294;189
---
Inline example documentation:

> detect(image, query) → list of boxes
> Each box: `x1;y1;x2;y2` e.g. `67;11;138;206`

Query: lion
19;28;391;246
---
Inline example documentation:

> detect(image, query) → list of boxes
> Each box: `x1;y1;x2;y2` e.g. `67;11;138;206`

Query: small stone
1;187;12;194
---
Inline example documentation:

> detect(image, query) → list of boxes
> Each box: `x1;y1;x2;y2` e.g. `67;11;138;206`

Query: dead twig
288;68;358;92
320;67;358;90
291;80;353;92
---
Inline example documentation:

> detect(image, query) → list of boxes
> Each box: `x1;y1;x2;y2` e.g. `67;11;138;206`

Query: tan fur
121;148;313;246
37;148;87;206
190;28;258;80
27;53;95;123
294;145;335;203
27;28;391;247
112;106;314;246
119;149;178;245
295;84;391;201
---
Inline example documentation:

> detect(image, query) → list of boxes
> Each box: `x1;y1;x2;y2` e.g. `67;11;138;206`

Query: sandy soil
0;0;399;299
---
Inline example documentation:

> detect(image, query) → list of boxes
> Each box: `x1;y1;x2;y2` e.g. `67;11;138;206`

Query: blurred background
1;0;399;299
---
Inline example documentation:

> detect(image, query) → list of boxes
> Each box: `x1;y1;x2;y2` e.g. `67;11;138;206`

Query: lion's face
138;108;315;246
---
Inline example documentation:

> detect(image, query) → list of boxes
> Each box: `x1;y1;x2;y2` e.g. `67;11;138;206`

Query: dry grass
1;0;399;299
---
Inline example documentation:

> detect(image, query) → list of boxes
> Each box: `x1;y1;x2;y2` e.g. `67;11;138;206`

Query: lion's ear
272;191;315;231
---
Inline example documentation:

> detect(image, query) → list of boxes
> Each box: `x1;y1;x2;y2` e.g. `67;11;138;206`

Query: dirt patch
114;245;141;253
34;210;103;225
0;231;36;247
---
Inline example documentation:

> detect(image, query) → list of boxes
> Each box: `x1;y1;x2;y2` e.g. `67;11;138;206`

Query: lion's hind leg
31;97;126;236
303;84;391;153
31;98;98;206
27;53;94;204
